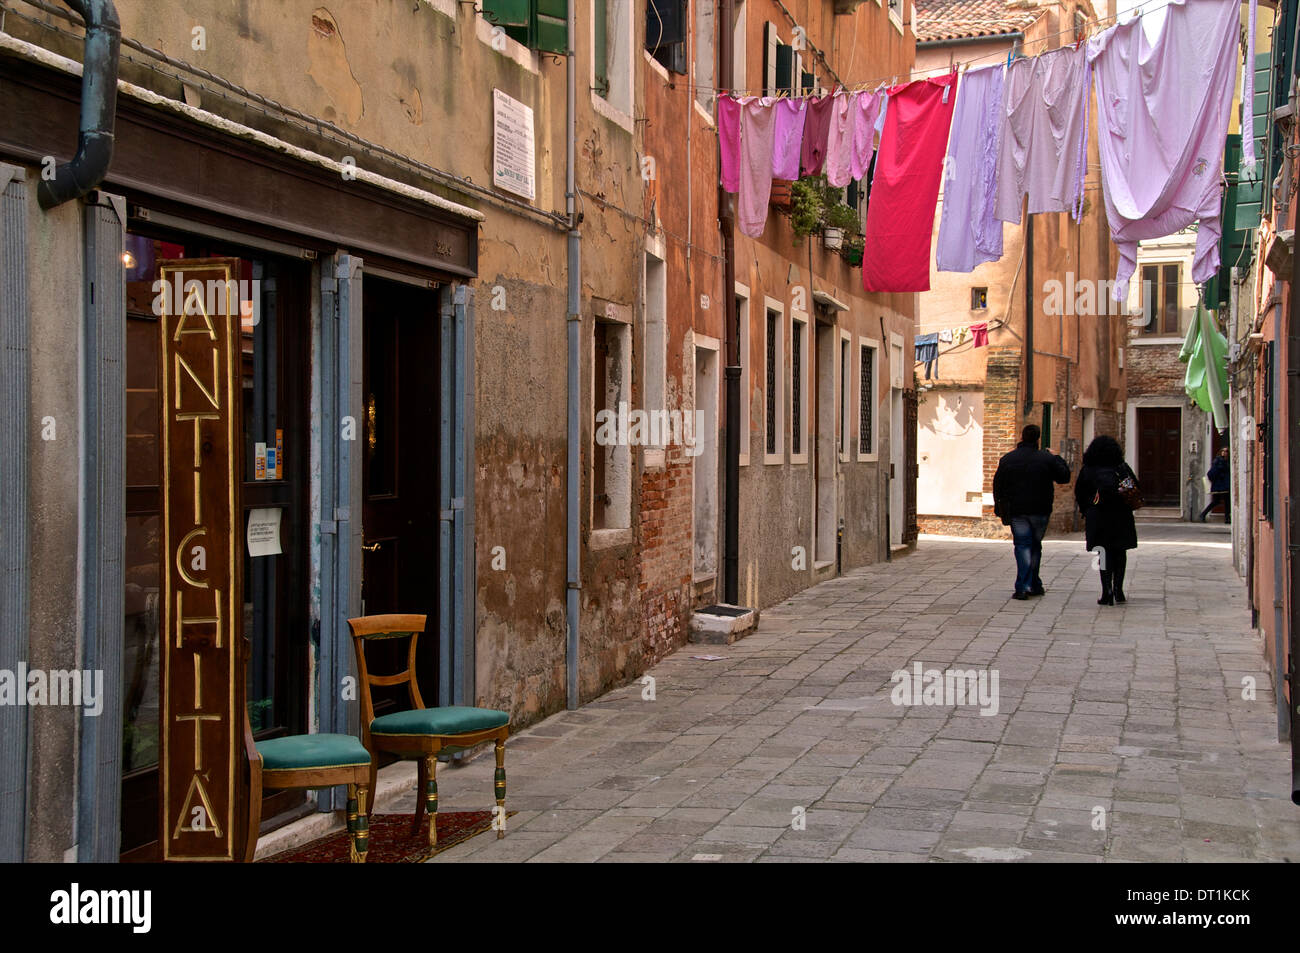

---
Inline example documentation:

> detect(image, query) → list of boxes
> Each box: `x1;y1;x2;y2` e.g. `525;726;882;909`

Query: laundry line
690;0;1183;99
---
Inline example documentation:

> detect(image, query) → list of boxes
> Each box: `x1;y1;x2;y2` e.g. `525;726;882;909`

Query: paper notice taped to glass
247;507;282;557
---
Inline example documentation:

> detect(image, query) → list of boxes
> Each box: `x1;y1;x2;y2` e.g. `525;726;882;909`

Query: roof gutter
36;0;120;210
916;31;1023;49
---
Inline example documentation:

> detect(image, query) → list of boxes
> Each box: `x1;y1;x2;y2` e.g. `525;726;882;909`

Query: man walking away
1198;447;1230;523
993;424;1071;600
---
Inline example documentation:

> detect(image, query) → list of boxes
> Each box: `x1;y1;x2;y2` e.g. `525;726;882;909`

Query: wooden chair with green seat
243;726;375;863
347;613;510;847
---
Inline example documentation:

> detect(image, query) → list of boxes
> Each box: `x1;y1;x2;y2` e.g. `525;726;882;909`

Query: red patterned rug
263;811;512;863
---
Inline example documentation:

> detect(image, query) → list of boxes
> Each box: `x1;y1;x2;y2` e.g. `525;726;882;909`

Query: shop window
119;228;311;855
646;0;688;74
481;0;567;55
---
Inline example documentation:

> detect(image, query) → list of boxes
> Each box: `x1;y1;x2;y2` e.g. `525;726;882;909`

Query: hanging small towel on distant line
862;72;958;293
938;328;953;343
970;322;989;348
915;333;939;379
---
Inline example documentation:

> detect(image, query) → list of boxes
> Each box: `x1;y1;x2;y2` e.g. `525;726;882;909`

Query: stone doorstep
253;745;496;860
688;604;761;645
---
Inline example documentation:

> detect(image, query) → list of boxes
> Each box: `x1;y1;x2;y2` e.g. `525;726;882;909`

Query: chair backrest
346;614;428;736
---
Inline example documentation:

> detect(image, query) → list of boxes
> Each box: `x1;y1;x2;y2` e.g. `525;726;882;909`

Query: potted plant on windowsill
840;234;865;266
789;176;826;246
822;202;859;251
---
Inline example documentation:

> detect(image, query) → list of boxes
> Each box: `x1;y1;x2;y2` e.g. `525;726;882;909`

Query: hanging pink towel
851;90;883;182
970;322;989;347
771;98;807;181
861;72;958;294
719;95;742;193
800;93;835;176
739;97;778;238
1088;0;1240;296
994;45;1090;223
825;91;856;188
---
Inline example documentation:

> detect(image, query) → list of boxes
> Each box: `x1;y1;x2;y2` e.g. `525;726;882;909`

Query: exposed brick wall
1127;343;1187;399
981;346;1022;521
637;444;695;661
919;515;1009;538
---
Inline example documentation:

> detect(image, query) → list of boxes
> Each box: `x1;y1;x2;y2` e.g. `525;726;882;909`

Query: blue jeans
1010;515;1049;594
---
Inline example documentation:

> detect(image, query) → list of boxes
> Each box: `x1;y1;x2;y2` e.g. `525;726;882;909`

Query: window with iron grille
791;321;802;456
766;309;778;455
860;344;875;455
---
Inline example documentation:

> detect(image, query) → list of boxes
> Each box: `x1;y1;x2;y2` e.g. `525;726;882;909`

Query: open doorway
361;278;441;710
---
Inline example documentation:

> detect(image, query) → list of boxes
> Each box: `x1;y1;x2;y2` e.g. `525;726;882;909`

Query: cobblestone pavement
420;521;1300;862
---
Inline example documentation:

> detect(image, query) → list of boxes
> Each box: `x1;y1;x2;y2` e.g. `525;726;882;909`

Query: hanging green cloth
1178;301;1228;429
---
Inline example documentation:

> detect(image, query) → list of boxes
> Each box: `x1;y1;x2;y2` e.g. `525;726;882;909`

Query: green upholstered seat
369;706;509;737
255;733;371;771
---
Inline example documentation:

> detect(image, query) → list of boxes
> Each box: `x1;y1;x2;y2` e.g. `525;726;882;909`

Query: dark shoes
1113;588;1126;604
1029;587;1045;597
1098;593;1114;606
1011;591;1030;601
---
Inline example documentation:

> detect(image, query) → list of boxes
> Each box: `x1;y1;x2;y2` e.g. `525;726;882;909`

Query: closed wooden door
1136;407;1182;506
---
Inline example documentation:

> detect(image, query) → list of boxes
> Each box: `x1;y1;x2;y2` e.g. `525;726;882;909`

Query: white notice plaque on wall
493;88;536;201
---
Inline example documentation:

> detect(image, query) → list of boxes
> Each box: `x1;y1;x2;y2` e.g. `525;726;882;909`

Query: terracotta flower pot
769;180;793;209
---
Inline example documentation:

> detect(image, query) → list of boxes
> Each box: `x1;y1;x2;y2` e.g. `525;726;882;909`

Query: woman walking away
1075;435;1139;606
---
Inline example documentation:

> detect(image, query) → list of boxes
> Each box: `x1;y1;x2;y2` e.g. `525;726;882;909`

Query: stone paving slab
428;524;1300;863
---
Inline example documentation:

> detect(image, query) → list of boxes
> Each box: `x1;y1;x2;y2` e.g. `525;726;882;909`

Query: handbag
1116;465;1144;511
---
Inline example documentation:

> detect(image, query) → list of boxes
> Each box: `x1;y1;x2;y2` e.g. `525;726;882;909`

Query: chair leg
352;783;370;863
424;755;439;847
412;757;427;838
494;735;507;839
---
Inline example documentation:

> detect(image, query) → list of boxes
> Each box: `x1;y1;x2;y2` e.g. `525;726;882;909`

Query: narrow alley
421;523;1299;863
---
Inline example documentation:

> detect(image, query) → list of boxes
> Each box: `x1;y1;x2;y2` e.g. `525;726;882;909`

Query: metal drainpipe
721;0;740;605
565;0;582;710
36;0;120;209
1024;209;1034;416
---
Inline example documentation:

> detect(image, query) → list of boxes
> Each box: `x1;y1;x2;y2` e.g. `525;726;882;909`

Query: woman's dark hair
1083;434;1125;467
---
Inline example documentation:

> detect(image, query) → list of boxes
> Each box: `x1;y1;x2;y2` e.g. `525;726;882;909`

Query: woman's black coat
1075;463;1139;554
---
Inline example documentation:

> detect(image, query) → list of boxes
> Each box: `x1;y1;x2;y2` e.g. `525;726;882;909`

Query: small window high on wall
647;0;688;74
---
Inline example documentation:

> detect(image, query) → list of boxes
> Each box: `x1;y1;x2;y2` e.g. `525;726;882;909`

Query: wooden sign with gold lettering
158;259;243;860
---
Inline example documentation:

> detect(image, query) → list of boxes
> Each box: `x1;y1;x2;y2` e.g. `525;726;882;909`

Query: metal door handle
362;542;382;552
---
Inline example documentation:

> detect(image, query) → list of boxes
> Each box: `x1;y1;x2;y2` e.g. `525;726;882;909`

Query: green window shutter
482;0;529;45
533;0;567;55
594;0;608;96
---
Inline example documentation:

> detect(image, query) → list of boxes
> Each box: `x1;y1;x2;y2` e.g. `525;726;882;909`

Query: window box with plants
822;202;860;252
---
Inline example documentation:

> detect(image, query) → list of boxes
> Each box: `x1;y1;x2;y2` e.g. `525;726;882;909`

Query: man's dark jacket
993;443;1071;523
